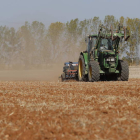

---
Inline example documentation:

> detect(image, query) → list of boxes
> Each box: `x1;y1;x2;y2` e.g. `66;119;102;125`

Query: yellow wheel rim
89;65;92;79
79;59;83;78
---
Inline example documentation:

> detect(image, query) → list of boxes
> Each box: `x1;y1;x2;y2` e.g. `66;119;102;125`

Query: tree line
0;15;139;69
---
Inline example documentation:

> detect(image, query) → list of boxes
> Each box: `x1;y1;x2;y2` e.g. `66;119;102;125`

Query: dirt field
0;67;140;140
0;69;60;82
0;78;140;140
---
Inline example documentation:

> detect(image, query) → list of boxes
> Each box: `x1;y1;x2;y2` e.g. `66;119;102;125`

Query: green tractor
78;24;130;82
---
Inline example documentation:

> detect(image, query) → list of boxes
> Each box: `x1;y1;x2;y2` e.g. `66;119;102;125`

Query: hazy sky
0;0;140;28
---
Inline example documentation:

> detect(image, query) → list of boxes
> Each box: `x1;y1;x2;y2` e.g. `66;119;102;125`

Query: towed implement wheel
61;76;63;82
88;61;100;82
78;55;86;81
60;73;65;82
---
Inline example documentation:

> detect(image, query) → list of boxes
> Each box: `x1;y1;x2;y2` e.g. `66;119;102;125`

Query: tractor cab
100;38;113;51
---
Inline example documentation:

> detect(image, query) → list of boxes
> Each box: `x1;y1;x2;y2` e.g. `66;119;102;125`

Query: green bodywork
81;25;130;75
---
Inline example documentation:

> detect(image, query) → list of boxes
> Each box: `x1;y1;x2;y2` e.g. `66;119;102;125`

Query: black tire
61;72;65;82
78;55;86;81
88;61;100;82
118;60;129;81
60;76;64;82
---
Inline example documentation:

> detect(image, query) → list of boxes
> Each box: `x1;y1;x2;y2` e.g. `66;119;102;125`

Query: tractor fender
80;52;88;66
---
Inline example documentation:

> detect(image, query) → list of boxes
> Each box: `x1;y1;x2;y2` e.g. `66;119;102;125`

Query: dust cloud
0;21;85;82
0;64;64;81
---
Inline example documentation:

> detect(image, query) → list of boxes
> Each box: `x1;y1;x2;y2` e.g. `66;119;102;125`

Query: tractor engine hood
102;50;115;56
101;50;116;73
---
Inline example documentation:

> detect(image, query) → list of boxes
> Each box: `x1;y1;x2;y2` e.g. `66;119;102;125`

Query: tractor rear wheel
118;60;129;81
88;61;100;82
78;55;86;81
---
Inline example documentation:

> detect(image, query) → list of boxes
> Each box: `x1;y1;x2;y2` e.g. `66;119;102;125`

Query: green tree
47;22;65;62
125;18;140;64
65;18;80;61
18;21;33;67
104;15;116;28
31;21;47;65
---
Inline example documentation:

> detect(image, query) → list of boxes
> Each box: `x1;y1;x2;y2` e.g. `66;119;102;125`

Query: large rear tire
118;60;129;81
88;61;100;82
78;55;86;81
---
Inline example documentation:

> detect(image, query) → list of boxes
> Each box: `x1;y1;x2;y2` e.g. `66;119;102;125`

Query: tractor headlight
110;58;115;61
106;58;110;61
106;58;115;62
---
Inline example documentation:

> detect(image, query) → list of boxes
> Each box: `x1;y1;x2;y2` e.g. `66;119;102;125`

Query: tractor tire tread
89;61;100;82
120;61;129;81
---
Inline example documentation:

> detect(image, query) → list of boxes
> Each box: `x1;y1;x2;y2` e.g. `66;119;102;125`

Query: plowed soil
0;79;140;140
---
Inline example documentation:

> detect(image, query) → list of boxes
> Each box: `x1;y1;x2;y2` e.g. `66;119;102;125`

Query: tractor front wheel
118;60;129;81
88;61;100;82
